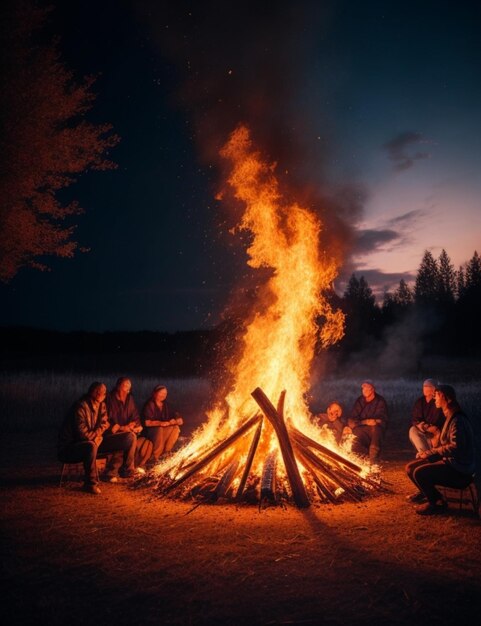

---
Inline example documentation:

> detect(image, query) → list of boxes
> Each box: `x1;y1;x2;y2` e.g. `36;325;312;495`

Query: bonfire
143;125;388;508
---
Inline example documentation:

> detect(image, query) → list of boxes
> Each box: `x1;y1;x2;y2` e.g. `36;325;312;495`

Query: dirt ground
1;430;480;626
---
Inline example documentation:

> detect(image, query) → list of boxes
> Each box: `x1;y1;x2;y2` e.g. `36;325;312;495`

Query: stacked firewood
142;387;389;508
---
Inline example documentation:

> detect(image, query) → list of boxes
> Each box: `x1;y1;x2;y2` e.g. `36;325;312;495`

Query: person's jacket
429;408;475;475
58;396;109;449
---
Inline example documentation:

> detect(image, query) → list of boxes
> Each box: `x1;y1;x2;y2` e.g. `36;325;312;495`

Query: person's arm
412;398;424;427
349;397;363;428
127;396;143;432
74;402;97;441
360;396;388;427
143;401;164;427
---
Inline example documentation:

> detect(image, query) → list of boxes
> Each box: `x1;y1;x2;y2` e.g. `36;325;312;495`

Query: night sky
1;0;480;332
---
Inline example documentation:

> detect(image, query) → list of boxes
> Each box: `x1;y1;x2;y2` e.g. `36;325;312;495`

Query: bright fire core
159;125;346;482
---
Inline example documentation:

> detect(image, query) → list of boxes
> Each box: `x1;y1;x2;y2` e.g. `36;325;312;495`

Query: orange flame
158;125;345;480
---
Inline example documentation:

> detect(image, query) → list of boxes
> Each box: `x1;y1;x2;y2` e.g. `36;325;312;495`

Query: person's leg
146;427;167;461
368;425;384;463
135;436;153;468
409;426;430;453
411;460;472;505
163;425;180;453
100;432;136;477
59;441;98;486
351;426;370;458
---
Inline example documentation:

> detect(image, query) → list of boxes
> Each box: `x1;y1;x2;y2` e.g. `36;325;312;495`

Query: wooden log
293;441;363;502
162;414;261;495
289;427;362;473
251;387;310;508
260;450;278;505
235;419;263;501
295;447;338;503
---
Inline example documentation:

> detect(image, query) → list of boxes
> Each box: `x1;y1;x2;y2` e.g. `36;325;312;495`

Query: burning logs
148;386;386;509
160;414;261;495
251;387;310;508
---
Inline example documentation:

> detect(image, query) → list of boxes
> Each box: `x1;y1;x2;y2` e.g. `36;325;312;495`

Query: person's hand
362;419;378;426
416;450;428;459
176;417;184;426
416;422;425;432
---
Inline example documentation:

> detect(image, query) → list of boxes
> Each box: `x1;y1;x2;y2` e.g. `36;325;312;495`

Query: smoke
136;0;364;269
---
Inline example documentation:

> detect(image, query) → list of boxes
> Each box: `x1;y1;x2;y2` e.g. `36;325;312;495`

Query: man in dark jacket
58;382;136;493
409;378;445;454
348;380;388;464
106;377;153;474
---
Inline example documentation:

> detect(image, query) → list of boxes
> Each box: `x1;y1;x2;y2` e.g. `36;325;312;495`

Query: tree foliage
0;1;120;282
340;250;481;356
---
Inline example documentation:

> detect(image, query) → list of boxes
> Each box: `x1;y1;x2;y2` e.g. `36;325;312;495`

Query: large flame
160;125;345;480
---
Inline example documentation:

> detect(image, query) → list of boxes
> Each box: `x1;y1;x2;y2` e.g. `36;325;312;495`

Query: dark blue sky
2;0;480;331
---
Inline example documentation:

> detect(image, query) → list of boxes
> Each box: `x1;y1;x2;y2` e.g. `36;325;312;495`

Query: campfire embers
145;387;389;509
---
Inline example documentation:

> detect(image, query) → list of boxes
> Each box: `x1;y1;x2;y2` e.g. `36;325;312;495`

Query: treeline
336;249;481;356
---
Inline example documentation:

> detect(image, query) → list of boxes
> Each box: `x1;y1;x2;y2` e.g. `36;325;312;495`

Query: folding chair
440;476;479;518
59;453;110;487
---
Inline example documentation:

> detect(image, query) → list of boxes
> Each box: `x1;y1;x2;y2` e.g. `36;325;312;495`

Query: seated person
315;402;345;444
409;378;445;454
348;379;388;464
142;385;183;462
405;384;476;516
105;377;153;475
58;382;136;494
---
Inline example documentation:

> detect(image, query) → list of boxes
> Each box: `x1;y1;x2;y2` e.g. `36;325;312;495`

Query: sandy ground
1;430;481;626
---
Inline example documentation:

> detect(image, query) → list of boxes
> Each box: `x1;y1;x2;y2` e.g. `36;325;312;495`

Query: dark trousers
352;425;385;462
406;457;473;504
101;432;136;477
108;434;153;473
58;432;136;485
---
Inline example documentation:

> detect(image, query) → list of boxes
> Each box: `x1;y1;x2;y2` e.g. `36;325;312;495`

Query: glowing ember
153;125;350;495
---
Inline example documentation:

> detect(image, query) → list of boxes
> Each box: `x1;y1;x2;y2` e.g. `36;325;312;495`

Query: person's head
88;382;107;403
435;384;457;411
361;380;375;400
326;402;343;422
152;385;168;403
422;378;437;400
115;377;132;395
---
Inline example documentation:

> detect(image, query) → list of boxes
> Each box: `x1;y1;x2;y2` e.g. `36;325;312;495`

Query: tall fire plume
152;124;351;497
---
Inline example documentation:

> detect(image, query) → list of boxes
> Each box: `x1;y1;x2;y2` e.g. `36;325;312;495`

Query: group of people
315;379;388;464
58;379;183;494
316;378;477;516
60;376;477;517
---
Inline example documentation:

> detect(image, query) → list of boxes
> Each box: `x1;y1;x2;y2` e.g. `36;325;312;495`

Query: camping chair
440;475;480;518
59;453;110;487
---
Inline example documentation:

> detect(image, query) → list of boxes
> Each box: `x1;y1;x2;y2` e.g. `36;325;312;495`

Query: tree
437;249;456;305
456;265;466;300
0;2;120;282
341;274;380;350
414;250;439;307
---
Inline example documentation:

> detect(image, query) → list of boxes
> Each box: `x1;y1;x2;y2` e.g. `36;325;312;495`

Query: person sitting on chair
348;380;388;464
409;378;445;455
58;382;136;494
405;384;476;516
142;385;183;463
105;377;153;476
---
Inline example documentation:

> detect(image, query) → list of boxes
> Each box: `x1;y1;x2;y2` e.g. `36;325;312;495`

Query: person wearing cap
348;380;388;463
405;384;476;516
142;385;183;462
409;378;445;455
